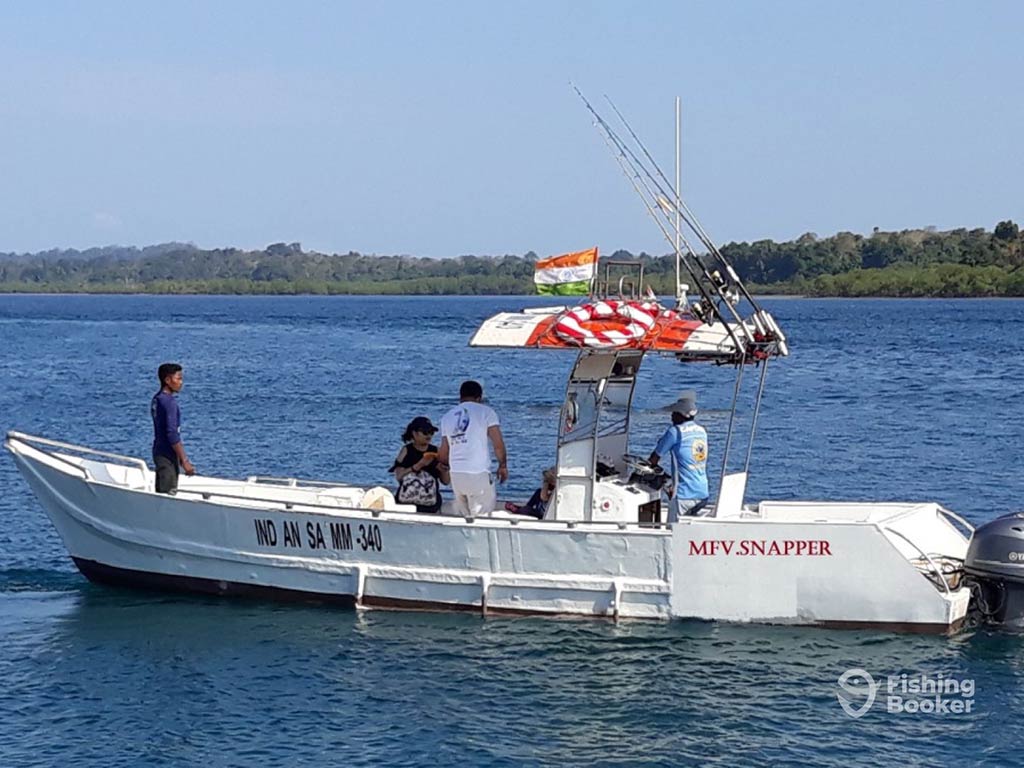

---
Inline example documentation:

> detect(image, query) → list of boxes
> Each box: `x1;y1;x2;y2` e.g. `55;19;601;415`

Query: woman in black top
390;416;450;514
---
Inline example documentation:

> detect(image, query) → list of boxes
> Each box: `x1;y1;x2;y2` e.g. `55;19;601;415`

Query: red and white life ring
553;300;659;348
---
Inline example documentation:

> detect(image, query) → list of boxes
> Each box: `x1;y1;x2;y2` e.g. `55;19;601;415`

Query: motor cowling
964;512;1024;627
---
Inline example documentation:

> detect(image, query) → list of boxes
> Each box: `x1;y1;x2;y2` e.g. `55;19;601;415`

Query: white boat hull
7;435;971;633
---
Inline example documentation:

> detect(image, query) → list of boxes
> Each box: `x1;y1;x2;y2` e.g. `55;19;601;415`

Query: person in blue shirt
648;390;709;522
151;362;195;493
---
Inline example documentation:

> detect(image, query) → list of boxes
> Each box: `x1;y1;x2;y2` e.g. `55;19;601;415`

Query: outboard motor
964;512;1024;627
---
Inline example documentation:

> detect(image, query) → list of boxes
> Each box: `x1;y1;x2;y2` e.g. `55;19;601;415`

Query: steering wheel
622;453;657;474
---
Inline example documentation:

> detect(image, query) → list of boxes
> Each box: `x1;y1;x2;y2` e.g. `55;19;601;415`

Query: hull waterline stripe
73;557;357;606
71;558;962;633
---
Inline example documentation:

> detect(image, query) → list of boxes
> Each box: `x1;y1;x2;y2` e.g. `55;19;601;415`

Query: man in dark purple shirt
151;362;195;493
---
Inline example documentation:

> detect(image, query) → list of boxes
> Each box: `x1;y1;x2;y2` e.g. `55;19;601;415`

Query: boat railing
244;475;356;489
6;430;150;480
936;505;975;537
593;260;645;301
5;432;669;530
879;525;953;595
172;485;672;531
875;503;976;538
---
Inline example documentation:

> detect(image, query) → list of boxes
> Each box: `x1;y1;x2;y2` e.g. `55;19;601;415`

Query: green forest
1;221;1022;297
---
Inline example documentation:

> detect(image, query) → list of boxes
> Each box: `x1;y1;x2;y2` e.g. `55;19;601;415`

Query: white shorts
450;471;496;517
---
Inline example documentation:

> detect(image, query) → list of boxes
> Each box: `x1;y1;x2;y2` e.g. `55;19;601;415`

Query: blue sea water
1;294;1023;767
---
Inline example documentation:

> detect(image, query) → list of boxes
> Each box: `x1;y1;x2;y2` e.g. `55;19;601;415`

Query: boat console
591;476;663;524
548;350;671;524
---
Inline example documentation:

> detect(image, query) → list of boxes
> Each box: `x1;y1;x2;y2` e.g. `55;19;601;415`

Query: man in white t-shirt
437;380;508;516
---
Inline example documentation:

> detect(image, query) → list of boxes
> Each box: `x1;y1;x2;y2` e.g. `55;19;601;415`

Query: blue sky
1;1;1021;257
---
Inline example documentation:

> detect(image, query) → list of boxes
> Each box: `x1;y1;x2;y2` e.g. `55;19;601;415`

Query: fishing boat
2;313;980;631
7;96;1023;633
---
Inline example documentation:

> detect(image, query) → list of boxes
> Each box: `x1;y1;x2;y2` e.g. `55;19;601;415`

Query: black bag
396;470;439;507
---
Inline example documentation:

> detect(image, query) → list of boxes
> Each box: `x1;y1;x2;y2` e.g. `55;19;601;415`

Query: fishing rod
599;95;757;340
573;85;753;349
598;96;774;342
574;86;787;501
576;90;745;350
575;88;714;288
578;105;711;296
602;95;767;322
591;115;710;300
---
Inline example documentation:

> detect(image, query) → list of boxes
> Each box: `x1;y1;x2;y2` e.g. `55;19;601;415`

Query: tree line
1;221;1022;297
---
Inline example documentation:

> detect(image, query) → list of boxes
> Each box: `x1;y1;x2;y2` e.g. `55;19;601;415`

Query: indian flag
534;247;598;296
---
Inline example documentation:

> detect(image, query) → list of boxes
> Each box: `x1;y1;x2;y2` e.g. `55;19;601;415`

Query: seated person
504;467;556;519
390;417;449;514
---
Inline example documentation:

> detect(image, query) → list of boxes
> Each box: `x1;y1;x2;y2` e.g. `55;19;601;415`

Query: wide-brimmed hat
668;390;698;417
408;416;438;434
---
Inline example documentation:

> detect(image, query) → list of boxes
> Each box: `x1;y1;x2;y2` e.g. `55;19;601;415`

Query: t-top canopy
469;301;787;364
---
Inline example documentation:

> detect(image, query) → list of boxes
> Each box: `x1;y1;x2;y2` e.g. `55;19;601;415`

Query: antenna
675;96;683;306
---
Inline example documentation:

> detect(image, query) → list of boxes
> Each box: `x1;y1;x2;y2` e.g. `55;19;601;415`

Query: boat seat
713;472;747;519
360;486;396;510
78;457;150;491
316;486;367;508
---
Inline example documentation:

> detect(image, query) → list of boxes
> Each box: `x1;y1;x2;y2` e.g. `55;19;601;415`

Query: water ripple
2;295;1024;765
